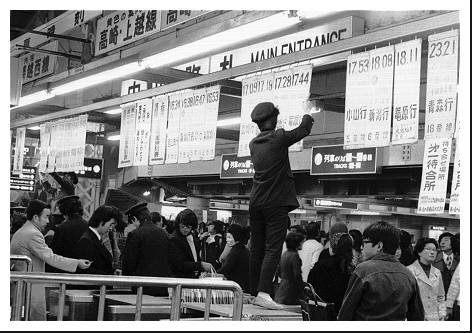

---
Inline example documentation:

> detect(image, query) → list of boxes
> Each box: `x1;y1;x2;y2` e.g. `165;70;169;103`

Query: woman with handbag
217;223;250;293
307;233;354;314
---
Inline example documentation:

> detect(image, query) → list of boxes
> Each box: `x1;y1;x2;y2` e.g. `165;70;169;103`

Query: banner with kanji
39;123;51;172
133;99;152;166
392;39;422;144
344;46;394;149
165;92;182;164
448;139;460;215
118;103;137;168
12;127;26;174
424;30;459;139
149;95;169;165
417;138;452;214
238;64;312;157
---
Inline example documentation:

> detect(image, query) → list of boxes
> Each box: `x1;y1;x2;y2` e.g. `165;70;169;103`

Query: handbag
181;266;235;304
299;283;337;321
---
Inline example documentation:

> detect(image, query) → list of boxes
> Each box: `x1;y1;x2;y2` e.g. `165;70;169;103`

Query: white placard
118;103;137;168
39;123;51;172
55;120;65;172
178;90;196;163
46;122;58;173
76;115;88;170
133;99;153;166
238;65;313;157
13;127;26;174
209;16;364;73
392;39;422;144
160;10;209;30
165;92;182;164
449;139;460;215
149;95;169;165
417;138;452;214
62;120;72;171
344;46;394;149
424;30;459;139
69;117;78;170
202;86;220;160
95;10;161;56
20;40;58;84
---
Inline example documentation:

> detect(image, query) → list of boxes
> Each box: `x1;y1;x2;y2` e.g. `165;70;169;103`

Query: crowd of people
10;194;460;321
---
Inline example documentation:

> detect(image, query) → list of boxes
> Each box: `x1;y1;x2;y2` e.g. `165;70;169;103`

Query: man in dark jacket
50;195;88;272
338;222;424;321
122;203;172;296
248;102;314;309
433;232;459;295
168;209;213;279
75;205;121;276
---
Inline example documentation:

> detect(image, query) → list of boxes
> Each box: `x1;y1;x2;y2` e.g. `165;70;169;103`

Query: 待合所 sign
313;198;358;210
10;167;36;192
310;145;378;175
220;154;254;179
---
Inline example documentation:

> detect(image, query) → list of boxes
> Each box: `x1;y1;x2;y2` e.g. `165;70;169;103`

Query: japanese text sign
310;145;377;175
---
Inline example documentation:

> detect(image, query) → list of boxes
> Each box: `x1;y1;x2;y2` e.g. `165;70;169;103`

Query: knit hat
329;222;348;249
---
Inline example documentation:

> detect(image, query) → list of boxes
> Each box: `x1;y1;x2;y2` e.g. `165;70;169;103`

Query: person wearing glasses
338;221;424;321
408;238;447;321
169;208;214;278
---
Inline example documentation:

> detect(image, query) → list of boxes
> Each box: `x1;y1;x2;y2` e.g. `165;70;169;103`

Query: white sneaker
252;296;284;310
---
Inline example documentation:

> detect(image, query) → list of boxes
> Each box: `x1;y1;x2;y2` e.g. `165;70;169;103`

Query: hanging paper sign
149;95;169;165
160;10;209;30
417;138;452;214
177;90;195;164
201;86;220;160
118;103;137;168
165;92;182;164
238;64;313;157
20;40;58;84
424;30;459;139
133;99;152;166
39;123;51;172
448;139;460;215
95;10;161;56
12;127;26;174
46;121;58;172
392;39;422;144
344;46;394;149
75;115;88;171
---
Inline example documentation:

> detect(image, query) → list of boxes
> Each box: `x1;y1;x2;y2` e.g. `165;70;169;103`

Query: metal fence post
170;285;182;321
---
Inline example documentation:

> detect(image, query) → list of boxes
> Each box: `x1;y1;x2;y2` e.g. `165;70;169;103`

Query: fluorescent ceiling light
141;11;300;69
103;108;122;115
296;11;336;20
28;126;40;130
14;90;55;108
143;191;151;196
217;117;240;127
107;134;121;141
52;62;144;96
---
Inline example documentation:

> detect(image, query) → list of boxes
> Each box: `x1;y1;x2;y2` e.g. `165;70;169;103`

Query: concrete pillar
187;197;214;223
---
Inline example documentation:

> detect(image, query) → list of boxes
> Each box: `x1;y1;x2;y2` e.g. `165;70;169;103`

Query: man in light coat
10;200;91;320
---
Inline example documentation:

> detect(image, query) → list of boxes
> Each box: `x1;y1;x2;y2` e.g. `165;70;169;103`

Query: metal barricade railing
10;255;33;321
10;272;244;321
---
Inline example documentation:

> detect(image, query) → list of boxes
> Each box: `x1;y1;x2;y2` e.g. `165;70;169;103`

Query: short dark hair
208;220;225;234
174;208;198;234
26;199;50;220
438;232;454;244
349;229;363;252
58;197;83;216
150;212;162;224
227;223;250;244
362;221;400;255
413;238;439;259
305;222;320;240
290;225;306;235
88;205;122;228
285;232;306;251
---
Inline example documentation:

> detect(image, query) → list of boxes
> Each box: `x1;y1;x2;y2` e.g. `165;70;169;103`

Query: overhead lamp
28;126;40;130
52;62;144;96
217;117;241;127
103;108;122;115
107;134;120;141
14;90;55;108
296;11;336;20
141;11;300;69
143;191;151;197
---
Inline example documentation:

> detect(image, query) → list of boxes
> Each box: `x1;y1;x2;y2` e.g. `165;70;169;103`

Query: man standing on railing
122;202;172;296
10;199;91;320
248;102;314;310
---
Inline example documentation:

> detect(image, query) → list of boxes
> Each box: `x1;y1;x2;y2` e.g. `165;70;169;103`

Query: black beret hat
125;202;148;216
251;102;279;123
56;195;80;207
